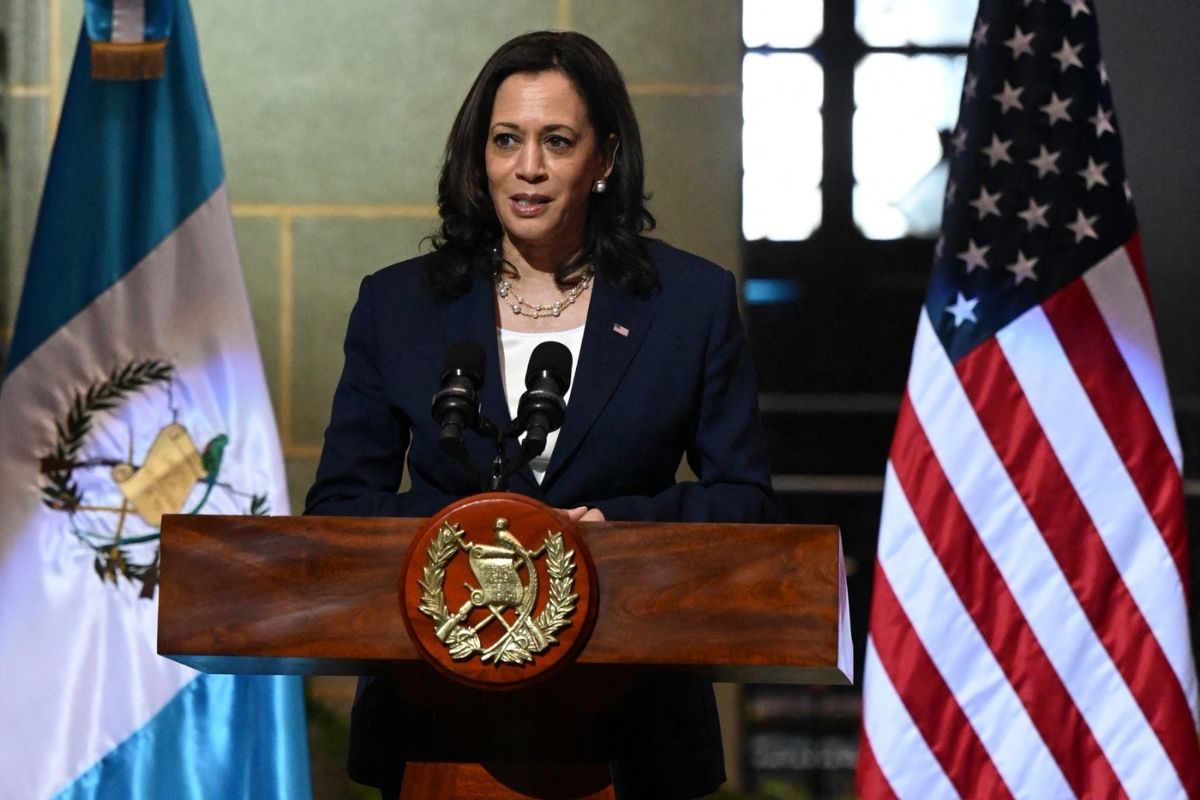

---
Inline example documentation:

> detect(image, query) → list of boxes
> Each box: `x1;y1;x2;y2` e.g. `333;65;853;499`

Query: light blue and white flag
0;1;312;797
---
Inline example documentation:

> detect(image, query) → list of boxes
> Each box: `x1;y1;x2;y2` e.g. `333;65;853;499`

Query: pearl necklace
496;268;594;318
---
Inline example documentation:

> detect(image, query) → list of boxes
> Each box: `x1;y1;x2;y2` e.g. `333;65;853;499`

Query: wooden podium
158;495;852;799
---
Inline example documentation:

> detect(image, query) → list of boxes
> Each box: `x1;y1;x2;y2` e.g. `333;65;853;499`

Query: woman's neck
495;237;594;333
501;234;581;279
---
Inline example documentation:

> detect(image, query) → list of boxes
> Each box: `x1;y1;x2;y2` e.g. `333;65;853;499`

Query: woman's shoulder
355;252;459;308
366;252;437;289
366;250;487;302
643;239;734;293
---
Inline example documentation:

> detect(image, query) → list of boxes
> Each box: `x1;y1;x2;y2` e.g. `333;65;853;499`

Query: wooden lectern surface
399;763;615;800
158;514;850;685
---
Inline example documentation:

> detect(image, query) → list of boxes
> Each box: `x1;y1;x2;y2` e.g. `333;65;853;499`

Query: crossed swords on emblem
434;518;551;661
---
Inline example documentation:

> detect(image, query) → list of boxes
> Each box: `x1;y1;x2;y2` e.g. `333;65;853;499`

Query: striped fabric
857;1;1199;797
0;1;311;796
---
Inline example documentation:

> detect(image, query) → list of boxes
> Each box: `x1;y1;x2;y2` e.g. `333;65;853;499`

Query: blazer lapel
541;275;659;487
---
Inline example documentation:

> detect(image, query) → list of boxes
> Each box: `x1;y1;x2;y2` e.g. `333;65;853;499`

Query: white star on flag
1090;106;1115;136
981;135;1014;167
969;186;1003;220
992;81;1025;113
1078;157;1110;190
1062;0;1091;18
973;19;990;48
1066;208;1100;242
1041;92;1073;125
964;73;979;100
1017;198;1051;230
1006;250;1040;284
945;292;979;327
1004;27;1036;59
1052;38;1085;72
957;239;991;273
1029;144;1062;177
952;129;969;156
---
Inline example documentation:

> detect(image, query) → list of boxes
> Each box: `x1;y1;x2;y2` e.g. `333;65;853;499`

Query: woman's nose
516;142;547;183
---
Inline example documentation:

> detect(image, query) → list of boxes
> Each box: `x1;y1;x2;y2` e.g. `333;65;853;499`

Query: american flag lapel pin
612;323;629;337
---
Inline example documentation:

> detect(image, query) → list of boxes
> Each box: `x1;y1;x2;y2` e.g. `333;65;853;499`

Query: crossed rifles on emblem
434;518;552;661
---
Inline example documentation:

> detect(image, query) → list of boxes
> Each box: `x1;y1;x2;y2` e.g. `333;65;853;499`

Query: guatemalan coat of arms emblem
400;493;598;689
38;359;272;598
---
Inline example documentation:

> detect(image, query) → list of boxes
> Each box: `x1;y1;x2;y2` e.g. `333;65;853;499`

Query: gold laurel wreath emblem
417;522;578;664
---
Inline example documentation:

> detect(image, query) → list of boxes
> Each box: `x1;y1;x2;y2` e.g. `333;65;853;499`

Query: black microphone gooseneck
431;340;485;478
514;341;572;463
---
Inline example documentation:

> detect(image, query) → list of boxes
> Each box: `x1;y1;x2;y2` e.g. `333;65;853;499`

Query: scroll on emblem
399;494;597;689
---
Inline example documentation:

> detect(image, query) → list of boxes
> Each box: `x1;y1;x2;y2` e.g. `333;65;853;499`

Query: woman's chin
501;221;579;257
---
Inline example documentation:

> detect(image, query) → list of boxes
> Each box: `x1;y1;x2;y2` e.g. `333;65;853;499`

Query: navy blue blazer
306;240;779;797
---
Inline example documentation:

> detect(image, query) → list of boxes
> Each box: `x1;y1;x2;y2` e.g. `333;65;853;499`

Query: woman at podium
306;30;779;800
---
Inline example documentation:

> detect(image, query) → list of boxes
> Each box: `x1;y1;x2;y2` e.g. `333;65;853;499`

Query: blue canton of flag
859;1;1199;797
931;0;1133;359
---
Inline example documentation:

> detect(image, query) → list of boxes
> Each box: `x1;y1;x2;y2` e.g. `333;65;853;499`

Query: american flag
856;1;1200;797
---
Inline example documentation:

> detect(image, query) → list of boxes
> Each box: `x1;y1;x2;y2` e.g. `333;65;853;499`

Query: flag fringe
90;41;168;81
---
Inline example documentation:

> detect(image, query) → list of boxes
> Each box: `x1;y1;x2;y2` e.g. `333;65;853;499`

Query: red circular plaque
399;493;597;690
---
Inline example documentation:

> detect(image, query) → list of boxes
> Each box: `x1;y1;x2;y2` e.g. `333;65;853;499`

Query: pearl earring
592;178;607;194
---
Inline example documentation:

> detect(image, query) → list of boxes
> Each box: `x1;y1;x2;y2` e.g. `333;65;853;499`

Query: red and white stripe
858;239;1200;799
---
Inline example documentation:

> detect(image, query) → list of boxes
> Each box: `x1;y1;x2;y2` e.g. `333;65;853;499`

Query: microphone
516;341;572;458
431;340;485;448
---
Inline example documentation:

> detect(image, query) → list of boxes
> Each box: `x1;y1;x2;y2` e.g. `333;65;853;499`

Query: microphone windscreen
443;339;485;384
525;341;572;393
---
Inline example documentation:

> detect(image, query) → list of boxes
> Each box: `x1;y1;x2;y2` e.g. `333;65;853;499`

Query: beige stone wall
4;0;743;514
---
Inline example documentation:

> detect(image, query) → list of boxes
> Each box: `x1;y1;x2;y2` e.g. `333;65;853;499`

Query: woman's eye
492;133;518;148
545;135;573;149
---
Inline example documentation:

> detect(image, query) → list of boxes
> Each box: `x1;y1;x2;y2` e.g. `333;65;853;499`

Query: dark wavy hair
426;31;659;298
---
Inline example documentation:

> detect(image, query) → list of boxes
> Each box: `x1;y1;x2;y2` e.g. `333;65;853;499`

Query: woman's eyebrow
491;121;581;135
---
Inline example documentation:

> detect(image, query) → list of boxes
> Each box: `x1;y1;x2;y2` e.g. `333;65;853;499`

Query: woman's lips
510;194;551;217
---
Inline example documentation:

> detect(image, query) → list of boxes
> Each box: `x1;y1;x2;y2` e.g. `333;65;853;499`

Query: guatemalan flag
857;1;1199;798
0;1;312;798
